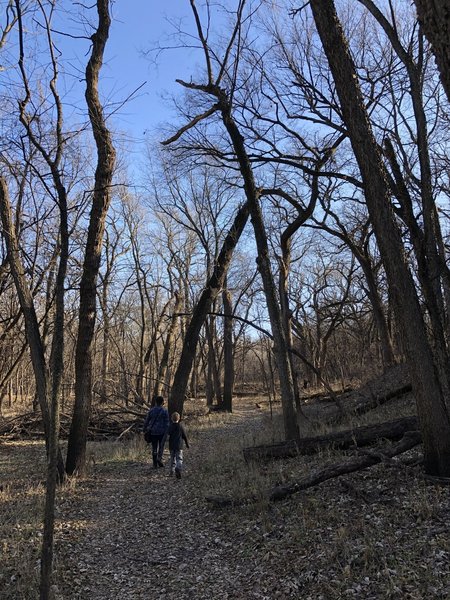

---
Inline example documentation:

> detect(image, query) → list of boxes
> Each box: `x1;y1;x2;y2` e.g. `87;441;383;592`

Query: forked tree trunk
309;0;450;476
66;0;116;475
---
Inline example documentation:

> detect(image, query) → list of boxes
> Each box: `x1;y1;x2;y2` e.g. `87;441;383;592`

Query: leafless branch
161;104;219;145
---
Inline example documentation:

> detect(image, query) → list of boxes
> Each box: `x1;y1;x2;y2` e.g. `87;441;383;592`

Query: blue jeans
169;449;183;473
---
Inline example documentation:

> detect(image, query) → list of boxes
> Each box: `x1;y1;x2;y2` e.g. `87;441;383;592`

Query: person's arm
143;408;152;431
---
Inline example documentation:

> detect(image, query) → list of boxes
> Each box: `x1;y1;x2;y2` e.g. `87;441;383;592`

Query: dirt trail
56;402;270;600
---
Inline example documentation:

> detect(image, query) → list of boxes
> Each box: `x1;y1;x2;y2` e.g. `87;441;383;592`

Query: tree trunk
99;277;110;403
153;292;181;398
216;92;299;442
221;282;234;412
0;178;52;446
66;0;116;475
358;253;395;368
205;314;222;405
413;0;450;102
309;0;450;476
168;201;250;414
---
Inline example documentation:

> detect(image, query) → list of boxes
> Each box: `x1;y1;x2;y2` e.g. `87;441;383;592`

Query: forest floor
1;372;450;599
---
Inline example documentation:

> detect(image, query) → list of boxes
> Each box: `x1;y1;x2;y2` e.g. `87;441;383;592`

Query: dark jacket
144;406;169;437
168;422;189;452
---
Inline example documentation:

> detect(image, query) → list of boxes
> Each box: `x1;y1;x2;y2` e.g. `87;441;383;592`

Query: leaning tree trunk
309;0;450;476
0;179;52;446
413;0;450;102
215;91;299;442
168;201;250;415
66;0;116;475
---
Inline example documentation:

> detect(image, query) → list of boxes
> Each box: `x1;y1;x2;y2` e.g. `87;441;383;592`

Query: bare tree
164;1;299;440
307;0;450;476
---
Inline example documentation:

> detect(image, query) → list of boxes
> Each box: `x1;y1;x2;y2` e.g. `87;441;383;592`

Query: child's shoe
175;468;181;479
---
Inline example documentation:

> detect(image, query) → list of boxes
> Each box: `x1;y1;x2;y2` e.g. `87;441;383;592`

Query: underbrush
1;394;449;600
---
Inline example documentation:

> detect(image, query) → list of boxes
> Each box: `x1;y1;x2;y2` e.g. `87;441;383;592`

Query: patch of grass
88;435;148;467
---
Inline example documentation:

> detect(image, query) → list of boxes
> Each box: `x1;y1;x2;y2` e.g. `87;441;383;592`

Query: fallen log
351;384;412;417
242;416;418;462
269;431;421;501
207;431;422;507
243;439;298;462
297;415;418;454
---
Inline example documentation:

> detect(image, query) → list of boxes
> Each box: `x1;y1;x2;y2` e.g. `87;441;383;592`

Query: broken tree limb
242;416;418;462
351;384;413;417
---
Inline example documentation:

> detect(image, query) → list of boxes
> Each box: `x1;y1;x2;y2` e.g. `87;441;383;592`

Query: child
168;412;189;478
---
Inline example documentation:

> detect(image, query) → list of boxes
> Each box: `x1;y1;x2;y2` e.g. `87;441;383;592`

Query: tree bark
413;0;450;102
221;281;234;412
308;0;450;476
66;0;116;475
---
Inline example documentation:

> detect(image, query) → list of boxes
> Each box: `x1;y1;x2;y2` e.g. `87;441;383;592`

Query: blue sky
47;2;203;149
0;1;230;152
104;2;197;142
1;1;228;158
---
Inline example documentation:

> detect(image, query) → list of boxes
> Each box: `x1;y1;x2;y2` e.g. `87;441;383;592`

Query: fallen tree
243;415;418;462
243;439;298;462
207;431;422;507
340;383;413;421
270;431;421;501
0;407;145;441
303;364;412;424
